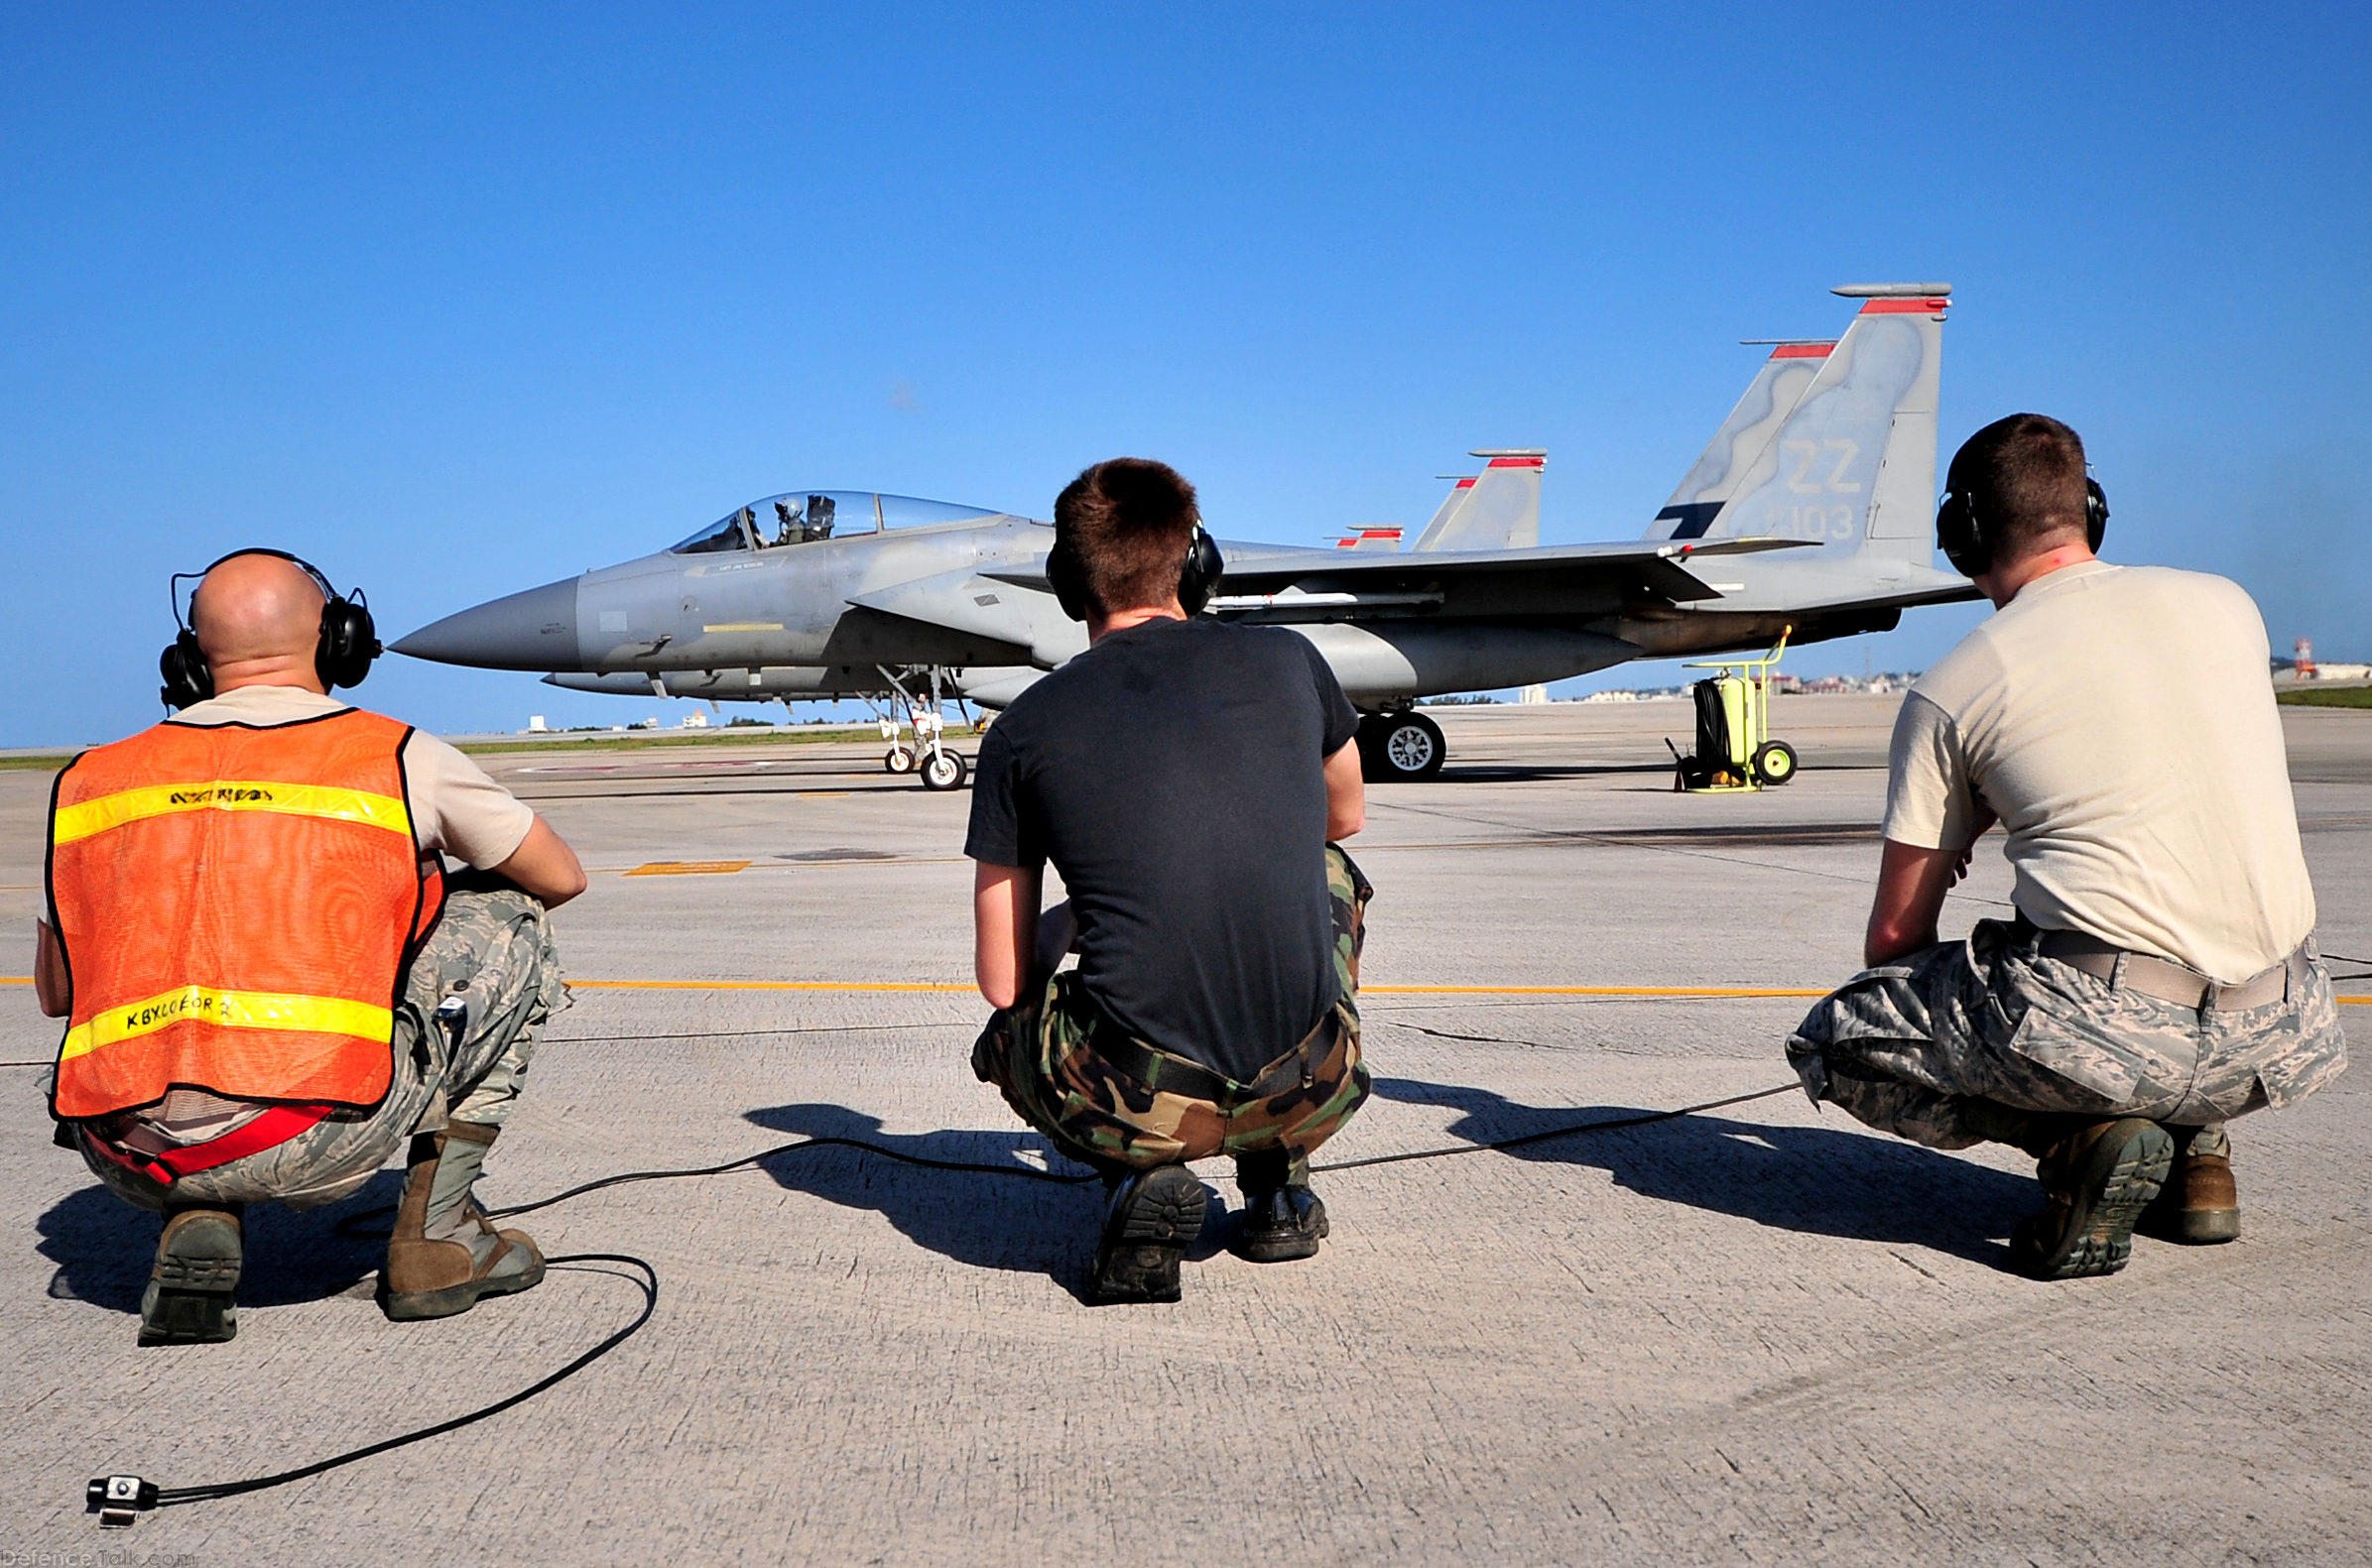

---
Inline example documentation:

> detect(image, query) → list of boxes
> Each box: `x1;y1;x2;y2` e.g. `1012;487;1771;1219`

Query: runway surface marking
6;977;2367;1003
621;861;752;877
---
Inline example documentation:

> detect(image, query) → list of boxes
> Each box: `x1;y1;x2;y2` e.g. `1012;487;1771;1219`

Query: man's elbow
1328;803;1365;841
1863;920;1929;969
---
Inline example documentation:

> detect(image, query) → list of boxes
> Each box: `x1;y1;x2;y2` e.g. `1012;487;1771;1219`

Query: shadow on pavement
1363;1077;2036;1267
742;1103;1232;1303
37;1168;404;1315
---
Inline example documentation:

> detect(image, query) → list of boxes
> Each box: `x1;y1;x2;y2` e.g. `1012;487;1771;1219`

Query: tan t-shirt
1884;560;2314;983
162;685;536;868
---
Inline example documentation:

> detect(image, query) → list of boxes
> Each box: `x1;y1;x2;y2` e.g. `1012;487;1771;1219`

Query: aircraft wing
982;536;1810;613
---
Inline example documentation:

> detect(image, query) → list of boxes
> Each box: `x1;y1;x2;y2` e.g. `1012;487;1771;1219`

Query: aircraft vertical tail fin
1651;284;1949;562
1647;343;1834;541
1416;450;1544;551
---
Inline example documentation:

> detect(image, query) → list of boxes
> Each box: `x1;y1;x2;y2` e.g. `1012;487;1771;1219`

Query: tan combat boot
2140;1123;2240;1244
2009;1118;2174;1280
382;1122;546;1321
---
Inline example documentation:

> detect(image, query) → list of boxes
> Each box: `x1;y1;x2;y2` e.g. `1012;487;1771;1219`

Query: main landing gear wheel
919;750;968;791
884;746;916;775
1360;711;1445;783
1750;739;1799;786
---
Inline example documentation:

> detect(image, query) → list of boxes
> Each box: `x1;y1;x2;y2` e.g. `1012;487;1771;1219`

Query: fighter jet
394;284;1975;785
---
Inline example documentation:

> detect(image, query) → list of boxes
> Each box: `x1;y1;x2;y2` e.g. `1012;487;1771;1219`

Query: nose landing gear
873;664;972;791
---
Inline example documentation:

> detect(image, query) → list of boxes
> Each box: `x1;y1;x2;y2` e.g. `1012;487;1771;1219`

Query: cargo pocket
2002;1007;2142;1104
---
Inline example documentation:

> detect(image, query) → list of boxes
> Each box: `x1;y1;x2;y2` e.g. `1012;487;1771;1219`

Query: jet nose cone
392;576;581;670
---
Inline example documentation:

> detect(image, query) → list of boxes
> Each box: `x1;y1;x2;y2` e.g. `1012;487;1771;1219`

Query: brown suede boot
2139;1124;2241;1244
2009;1118;2174;1280
382;1122;545;1322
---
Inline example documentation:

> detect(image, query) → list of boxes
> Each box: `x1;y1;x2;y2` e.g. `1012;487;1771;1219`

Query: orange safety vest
47;708;444;1121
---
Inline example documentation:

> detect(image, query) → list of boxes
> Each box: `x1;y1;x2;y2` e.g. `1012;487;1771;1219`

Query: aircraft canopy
671;491;1002;554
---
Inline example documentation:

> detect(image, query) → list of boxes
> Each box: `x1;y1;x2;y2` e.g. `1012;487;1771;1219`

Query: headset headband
171;547;355;631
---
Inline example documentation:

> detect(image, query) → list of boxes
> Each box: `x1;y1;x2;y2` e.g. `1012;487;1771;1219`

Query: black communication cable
89;1254;656;1525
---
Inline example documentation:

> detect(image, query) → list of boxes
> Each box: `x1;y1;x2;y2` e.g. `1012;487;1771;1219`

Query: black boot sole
140;1210;243;1347
2012;1119;2173;1280
1091;1166;1207;1304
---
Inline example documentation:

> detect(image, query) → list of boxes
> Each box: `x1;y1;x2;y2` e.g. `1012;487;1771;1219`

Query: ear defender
1047;536;1089;622
159;549;383;711
315;590;381;691
2084;476;2109;552
1178;526;1224;616
159;630;214;711
1935;487;1989;578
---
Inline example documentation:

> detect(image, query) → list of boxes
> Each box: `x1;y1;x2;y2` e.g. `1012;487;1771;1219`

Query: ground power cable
86;1254;657;1526
68;943;2372;1526
93;1072;1799;1525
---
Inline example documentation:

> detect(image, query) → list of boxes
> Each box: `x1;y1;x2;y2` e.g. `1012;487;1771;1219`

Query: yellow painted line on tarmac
10;974;2368;1005
622;861;753;877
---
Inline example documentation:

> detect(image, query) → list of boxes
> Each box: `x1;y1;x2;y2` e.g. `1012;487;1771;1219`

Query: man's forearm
1864;837;1960;968
34;918;68;1018
1323;740;1365;840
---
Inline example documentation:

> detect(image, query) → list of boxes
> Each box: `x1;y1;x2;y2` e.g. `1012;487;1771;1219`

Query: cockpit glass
749;491;1006;547
875;494;1001;530
670;510;753;554
677;491;1005;552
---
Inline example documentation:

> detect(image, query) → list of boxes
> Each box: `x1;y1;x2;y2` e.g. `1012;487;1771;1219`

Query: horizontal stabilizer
1831;282;1953;298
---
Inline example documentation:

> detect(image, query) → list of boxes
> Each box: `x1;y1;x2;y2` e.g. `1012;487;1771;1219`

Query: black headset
1935;466;2109;578
160;548;381;711
1048;523;1226;623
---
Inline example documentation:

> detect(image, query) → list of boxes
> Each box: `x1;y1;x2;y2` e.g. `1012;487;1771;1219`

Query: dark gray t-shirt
964;617;1361;1081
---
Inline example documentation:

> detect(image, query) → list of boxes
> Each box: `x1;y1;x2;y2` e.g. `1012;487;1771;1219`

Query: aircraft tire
1751;740;1798;786
885;746;916;775
1360;711;1445;783
920;751;968;791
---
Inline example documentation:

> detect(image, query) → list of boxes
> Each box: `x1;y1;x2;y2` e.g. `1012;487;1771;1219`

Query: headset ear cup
315;599;381;690
160;630;212;711
1178;531;1224;616
1047;540;1087;623
2084;477;2109;552
1935;492;1989;578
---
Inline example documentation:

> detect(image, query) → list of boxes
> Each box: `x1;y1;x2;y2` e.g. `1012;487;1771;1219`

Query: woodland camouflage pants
973;844;1373;1178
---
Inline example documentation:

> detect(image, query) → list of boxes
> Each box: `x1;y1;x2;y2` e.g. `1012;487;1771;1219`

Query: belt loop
2108;949;2128;994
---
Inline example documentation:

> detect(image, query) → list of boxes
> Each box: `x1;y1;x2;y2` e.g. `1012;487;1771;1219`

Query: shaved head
189;552;326;691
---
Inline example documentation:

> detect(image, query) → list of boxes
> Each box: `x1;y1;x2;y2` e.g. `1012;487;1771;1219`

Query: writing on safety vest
62;985;394;1062
52;780;413;846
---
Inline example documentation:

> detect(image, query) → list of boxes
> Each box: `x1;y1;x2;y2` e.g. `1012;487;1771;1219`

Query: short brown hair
1947;413;2089;561
1053;458;1200;616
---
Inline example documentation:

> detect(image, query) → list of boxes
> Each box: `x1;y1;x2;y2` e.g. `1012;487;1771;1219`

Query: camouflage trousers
972;845;1373;1178
1787;916;2347;1151
75;882;566;1212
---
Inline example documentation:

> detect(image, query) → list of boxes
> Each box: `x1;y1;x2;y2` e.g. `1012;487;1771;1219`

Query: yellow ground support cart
1667;629;1797;792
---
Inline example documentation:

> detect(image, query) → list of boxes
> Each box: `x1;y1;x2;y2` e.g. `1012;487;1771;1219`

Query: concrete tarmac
3;693;2367;1565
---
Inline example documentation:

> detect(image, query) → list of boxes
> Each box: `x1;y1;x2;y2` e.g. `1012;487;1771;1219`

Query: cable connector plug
87;1474;158;1527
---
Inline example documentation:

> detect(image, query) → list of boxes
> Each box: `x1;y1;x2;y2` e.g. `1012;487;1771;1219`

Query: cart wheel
1360;712;1445;782
1751;740;1799;785
885;746;915;775
920;750;968;791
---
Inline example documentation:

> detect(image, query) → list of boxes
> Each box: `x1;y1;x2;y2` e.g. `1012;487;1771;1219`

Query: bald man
37;550;586;1345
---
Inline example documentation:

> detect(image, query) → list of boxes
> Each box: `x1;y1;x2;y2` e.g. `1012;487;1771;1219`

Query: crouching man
1788;416;2345;1278
35;549;587;1343
967;458;1374;1303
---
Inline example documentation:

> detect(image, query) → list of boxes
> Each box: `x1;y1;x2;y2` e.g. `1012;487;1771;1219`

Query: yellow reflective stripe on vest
52;781;413;846
61;986;394;1063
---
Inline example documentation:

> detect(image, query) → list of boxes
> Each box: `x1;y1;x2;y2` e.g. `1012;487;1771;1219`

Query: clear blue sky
3;4;2365;745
